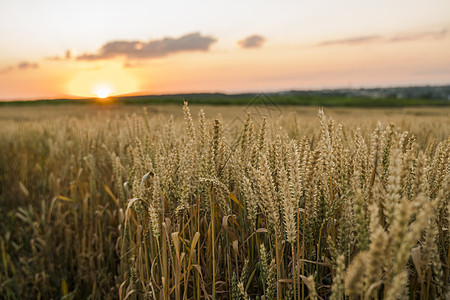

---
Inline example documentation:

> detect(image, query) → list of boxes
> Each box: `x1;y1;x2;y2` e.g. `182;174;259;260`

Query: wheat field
0;104;449;299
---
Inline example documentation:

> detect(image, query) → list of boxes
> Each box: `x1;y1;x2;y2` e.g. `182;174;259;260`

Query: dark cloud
1;61;39;74
76;32;217;61
318;29;448;47
238;35;266;48
318;35;382;46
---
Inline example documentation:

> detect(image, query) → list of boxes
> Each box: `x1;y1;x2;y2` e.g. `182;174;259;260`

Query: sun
94;85;113;99
67;63;138;98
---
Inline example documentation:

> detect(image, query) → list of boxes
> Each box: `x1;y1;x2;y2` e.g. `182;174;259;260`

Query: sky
0;0;449;100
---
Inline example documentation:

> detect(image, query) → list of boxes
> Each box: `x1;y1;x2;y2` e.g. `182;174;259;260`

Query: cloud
123;61;147;69
318;35;382;46
76;32;217;61
238;35;266;48
1;61;39;74
318;29;448;47
17;61;39;69
47;50;72;61
388;29;447;42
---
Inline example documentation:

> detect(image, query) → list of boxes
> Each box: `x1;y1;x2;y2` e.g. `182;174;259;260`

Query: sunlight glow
67;64;138;98
94;85;113;98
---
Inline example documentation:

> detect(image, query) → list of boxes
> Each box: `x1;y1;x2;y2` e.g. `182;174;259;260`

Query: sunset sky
0;0;449;100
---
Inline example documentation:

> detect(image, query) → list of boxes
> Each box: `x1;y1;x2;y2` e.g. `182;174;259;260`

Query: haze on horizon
0;0;449;100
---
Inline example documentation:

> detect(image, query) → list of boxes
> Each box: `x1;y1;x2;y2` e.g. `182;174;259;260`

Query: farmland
0;103;449;299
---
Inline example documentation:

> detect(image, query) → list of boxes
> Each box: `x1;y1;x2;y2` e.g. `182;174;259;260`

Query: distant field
1;92;450;107
1;104;449;142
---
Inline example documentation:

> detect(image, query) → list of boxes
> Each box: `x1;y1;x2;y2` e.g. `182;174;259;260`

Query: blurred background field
1;103;449;141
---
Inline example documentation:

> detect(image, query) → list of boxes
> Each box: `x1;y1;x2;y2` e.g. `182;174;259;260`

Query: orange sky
0;0;449;100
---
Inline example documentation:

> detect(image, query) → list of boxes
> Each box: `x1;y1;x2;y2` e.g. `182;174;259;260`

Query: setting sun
95;85;113;98
66;64;138;98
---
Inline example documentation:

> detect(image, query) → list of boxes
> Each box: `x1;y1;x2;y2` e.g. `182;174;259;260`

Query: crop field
0;104;449;299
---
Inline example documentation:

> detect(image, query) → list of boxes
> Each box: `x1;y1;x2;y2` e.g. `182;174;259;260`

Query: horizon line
1;82;450;102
